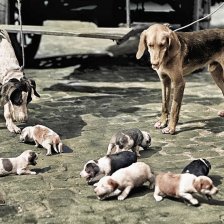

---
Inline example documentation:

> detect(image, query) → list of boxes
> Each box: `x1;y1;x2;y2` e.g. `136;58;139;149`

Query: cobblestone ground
1;16;224;223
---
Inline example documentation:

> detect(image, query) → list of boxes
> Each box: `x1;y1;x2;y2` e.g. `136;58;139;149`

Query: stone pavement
1;21;224;223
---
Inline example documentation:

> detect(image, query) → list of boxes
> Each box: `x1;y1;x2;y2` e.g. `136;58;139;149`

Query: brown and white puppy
107;128;151;157
136;23;224;134
94;162;155;200
154;172;218;205
0;150;38;176
20;125;63;156
0;30;40;133
80;151;137;184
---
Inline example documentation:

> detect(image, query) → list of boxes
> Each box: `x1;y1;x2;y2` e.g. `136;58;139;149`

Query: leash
17;0;25;70
174;2;224;32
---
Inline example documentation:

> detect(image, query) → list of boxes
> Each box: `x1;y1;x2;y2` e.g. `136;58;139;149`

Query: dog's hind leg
209;62;224;116
154;75;171;129
52;144;59;154
42;142;52;156
58;142;63;153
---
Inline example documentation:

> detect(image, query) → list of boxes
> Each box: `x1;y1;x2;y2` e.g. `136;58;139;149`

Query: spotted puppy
20;125;63;156
94;162;155;200
107;128;151;157
154;172;218;205
0;150;38;176
80;151;137;184
182;158;211;176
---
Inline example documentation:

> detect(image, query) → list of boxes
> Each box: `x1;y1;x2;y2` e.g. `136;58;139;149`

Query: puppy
94;162;155;200
154;172;218;205
182;159;211;176
107;128;151;156
80;151;137;184
0;150;38;176
20;125;63;156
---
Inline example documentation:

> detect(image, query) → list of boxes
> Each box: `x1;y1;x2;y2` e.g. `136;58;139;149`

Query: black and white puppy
182;159;211;176
0;150;38;176
80;151;137;184
107;128;151;157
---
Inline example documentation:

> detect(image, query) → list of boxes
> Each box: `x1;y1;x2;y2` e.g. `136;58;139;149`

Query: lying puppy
154;172;218;205
0;30;40;133
20;125;63;156
107;128;151;156
94;162;154;200
80;151;137;184
182;159;211;176
0;150;38;176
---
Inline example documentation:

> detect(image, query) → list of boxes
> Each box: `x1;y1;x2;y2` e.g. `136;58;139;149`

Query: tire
8;0;44;65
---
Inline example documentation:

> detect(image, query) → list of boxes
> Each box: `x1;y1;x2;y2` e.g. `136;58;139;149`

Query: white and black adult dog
0;150;38;176
182;159;211;176
0;30;40;133
107;128;151;157
80;151;137;184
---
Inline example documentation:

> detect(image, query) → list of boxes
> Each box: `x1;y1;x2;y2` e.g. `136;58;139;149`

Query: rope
17;0;25;70
174;2;224;32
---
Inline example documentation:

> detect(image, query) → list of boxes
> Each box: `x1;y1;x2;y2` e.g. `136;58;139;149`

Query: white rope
17;0;25;70
174;2;224;32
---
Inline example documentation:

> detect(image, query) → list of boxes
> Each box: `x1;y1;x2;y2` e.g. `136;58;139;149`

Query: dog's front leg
118;185;133;200
154;75;171;129
162;76;185;134
17;168;36;175
4;103;21;133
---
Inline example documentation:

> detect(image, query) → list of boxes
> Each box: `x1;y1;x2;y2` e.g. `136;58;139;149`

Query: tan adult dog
0;30;40;133
20;125;63;156
136;24;224;134
154;172;218;205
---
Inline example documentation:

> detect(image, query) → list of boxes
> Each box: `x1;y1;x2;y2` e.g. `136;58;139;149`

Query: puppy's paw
154;195;163;202
162;127;175;135
30;171;37;175
46;153;52;156
190;198;199;205
118;195;126;200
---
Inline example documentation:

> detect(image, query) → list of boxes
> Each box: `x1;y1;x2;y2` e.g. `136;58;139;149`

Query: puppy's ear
28;151;37;165
136;30;147;60
108;178;119;190
27;79;40;98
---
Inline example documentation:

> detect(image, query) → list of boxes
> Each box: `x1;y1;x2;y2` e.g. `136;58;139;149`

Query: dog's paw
190;198;199;205
162;127;175;135
154;195;163;202
118;195;126;200
7;125;21;134
154;121;167;129
218;111;224;117
46;153;52;156
30;171;37;175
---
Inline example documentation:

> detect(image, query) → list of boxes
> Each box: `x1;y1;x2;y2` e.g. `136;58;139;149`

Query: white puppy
20;125;63;156
0;150;38;176
94;162;155;200
154;172;218;205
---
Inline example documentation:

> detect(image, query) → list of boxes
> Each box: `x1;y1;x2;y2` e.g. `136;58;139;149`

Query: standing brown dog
136;24;224;134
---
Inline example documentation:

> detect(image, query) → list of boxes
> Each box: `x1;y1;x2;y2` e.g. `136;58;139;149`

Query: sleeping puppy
0;150;38;176
154;172;218;205
20;125;63;156
182;159;211;176
107;128;151;157
80;151;137;184
94;162;155;200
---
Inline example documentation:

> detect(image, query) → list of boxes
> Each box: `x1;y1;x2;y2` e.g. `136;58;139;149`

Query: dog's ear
167;30;181;58
136;30;147;60
0;82;18;105
108;178;119;190
28;151;37;165
26;79;40;98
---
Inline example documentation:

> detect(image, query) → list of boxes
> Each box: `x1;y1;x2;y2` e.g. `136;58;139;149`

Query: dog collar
199;158;209;168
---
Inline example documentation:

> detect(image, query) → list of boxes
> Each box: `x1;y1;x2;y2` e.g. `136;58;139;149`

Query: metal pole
126;0;130;28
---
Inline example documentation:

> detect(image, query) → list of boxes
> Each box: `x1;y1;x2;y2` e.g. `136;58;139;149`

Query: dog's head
136;23;181;70
19;150;38;166
80;160;100;181
140;131;151;150
193;176;218;196
93;176;119;200
20;126;34;143
0;77;40;122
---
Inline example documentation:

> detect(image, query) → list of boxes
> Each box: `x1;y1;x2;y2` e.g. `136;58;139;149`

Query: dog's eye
148;44;153;48
160;43;165;48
